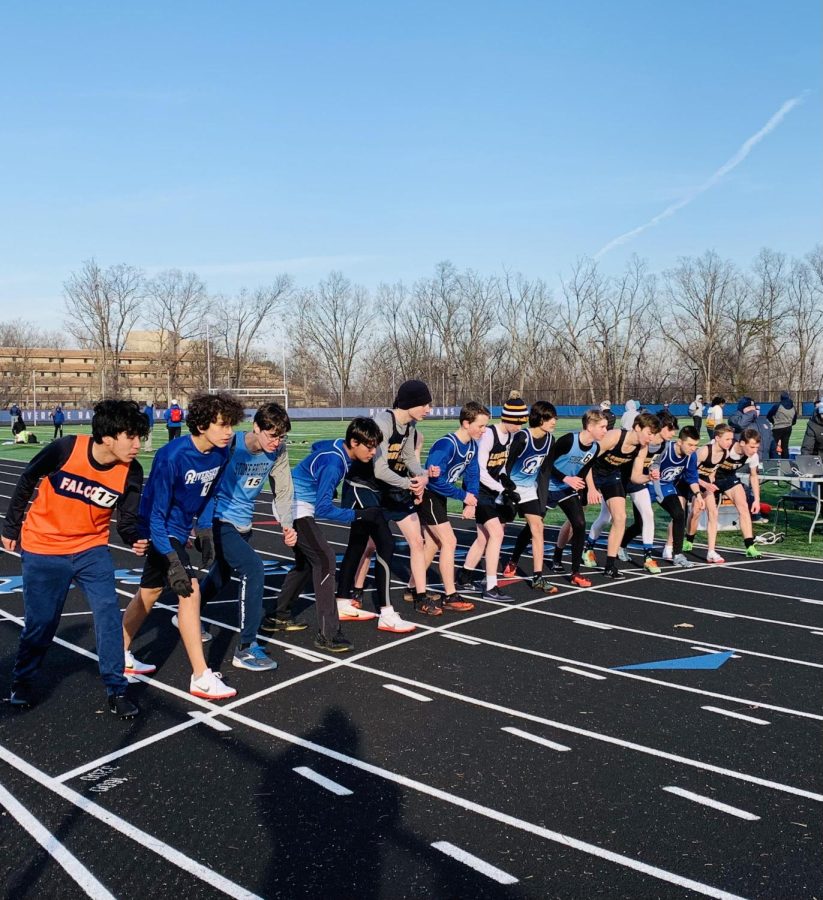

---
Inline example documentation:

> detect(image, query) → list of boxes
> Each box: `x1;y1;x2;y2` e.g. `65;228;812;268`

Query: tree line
1;247;821;409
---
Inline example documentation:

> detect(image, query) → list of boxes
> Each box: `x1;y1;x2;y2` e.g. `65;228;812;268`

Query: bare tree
498;272;555;395
785;249;823;397
63;259;144;397
211;276;292;390
660;251;737;399
144;269;208;399
294;272;370;407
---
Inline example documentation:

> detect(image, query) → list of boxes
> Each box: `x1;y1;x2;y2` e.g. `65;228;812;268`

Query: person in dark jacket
51;405;65;440
728;397;758;438
800;400;823;456
766;391;798;459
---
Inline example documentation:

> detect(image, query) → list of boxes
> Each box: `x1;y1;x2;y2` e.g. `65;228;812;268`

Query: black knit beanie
394;379;433;410
501;391;528;424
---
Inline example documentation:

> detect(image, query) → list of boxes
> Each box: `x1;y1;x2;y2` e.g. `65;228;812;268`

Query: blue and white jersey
425;433;479;501
139;435;229;554
506;430;553;502
548;432;600;492
213;434;287;531
647;440;698;500
291;439;355;524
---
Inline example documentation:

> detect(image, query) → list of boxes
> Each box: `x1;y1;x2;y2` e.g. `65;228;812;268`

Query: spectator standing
800;399;823;456
12;414;27;443
9;403;20;437
728;397;758;439
688;394;704;433
766;391;797;459
599;401;616;429
164;399;184;441
706;396;725;438
142;402;155;452
51;405;65;440
620;399;639;430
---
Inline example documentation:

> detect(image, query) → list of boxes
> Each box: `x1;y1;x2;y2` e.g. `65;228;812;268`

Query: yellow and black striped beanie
501;391;528;424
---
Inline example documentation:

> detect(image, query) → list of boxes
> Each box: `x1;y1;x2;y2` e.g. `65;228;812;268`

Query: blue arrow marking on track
613;650;734;671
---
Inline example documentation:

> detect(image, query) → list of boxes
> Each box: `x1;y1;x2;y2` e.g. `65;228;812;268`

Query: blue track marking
613;650;734;670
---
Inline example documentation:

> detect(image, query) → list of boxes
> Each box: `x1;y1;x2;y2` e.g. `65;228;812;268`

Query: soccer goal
215;387;289;409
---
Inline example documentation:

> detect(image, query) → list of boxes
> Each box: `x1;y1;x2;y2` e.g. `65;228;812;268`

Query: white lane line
813;631;823;636
572;619;613;630
286;648;325;663
502;726;571;753
558;666;607;681
441;633;481;645
188;712;233;732
799;599;823;606
431;841;519;885
383;684;433;702
293;766;353;796
212;708;747;900
691;608;736;618
702;706;771;725
0;744;263;899
663;786;760;821
0;781;117;900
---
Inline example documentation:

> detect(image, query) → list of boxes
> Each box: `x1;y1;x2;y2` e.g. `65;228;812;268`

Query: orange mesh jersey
21;435;130;555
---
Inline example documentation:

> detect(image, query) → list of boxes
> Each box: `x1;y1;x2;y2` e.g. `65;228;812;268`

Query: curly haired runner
121;392;246;701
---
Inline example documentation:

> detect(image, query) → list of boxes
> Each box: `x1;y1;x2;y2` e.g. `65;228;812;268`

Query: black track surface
0;456;820;899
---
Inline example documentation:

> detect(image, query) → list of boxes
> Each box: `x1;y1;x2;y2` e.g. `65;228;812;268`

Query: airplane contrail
594;93;807;259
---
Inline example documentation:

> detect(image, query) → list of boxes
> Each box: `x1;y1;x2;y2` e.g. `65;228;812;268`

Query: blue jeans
200;521;264;646
15;546;127;695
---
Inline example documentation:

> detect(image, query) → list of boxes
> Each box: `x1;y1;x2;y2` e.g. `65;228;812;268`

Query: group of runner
2;381;764;719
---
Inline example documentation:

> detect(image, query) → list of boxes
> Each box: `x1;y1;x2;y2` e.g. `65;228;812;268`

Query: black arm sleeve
115;460;144;546
504;431;527;477
2;437;76;540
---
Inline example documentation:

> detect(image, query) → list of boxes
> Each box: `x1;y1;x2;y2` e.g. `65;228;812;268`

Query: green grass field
2;417;820;558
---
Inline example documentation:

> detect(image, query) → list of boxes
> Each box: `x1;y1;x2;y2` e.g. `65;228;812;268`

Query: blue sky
1;1;819;327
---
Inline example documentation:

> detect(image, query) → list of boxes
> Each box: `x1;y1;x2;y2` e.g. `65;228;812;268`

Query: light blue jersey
506;429;553;503
548;432;600;492
213;434;288;531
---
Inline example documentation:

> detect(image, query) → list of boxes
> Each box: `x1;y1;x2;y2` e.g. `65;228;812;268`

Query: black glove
194;528;215;568
166;552;193;597
499;472;516;491
355;507;383;523
502;486;521;505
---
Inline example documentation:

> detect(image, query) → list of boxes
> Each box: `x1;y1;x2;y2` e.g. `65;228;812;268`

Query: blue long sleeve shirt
138;435;229;554
291;439;356;524
425;433;479;501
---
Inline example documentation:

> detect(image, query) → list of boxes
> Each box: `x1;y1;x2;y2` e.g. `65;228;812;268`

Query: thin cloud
595;93;807;259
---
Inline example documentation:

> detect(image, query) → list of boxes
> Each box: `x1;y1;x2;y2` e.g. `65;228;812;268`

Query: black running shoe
550;561;565;573
9;683;34;709
313;629;354;654
108;694;139;719
456;568;476;587
603;565;625;580
260;615;308;633
414;594;444;616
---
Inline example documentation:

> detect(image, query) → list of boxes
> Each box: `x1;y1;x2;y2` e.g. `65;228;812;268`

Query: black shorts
140;538;197;590
418;491;450;527
547;486;587;509
517;498;543;517
595;474;628;501
475;497;502;525
715;477;740;496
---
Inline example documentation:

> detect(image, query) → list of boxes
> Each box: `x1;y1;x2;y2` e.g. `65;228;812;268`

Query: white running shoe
672;553;696;569
337;599;377;622
124;650;156;676
377;605;416;633
706;551;726;564
617;547;630;563
661;545;673;561
172;613;212;643
190;668;237;700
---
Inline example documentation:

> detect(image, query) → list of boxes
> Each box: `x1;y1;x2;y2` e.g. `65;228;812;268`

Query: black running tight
558;495;587;573
336;518;397;612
